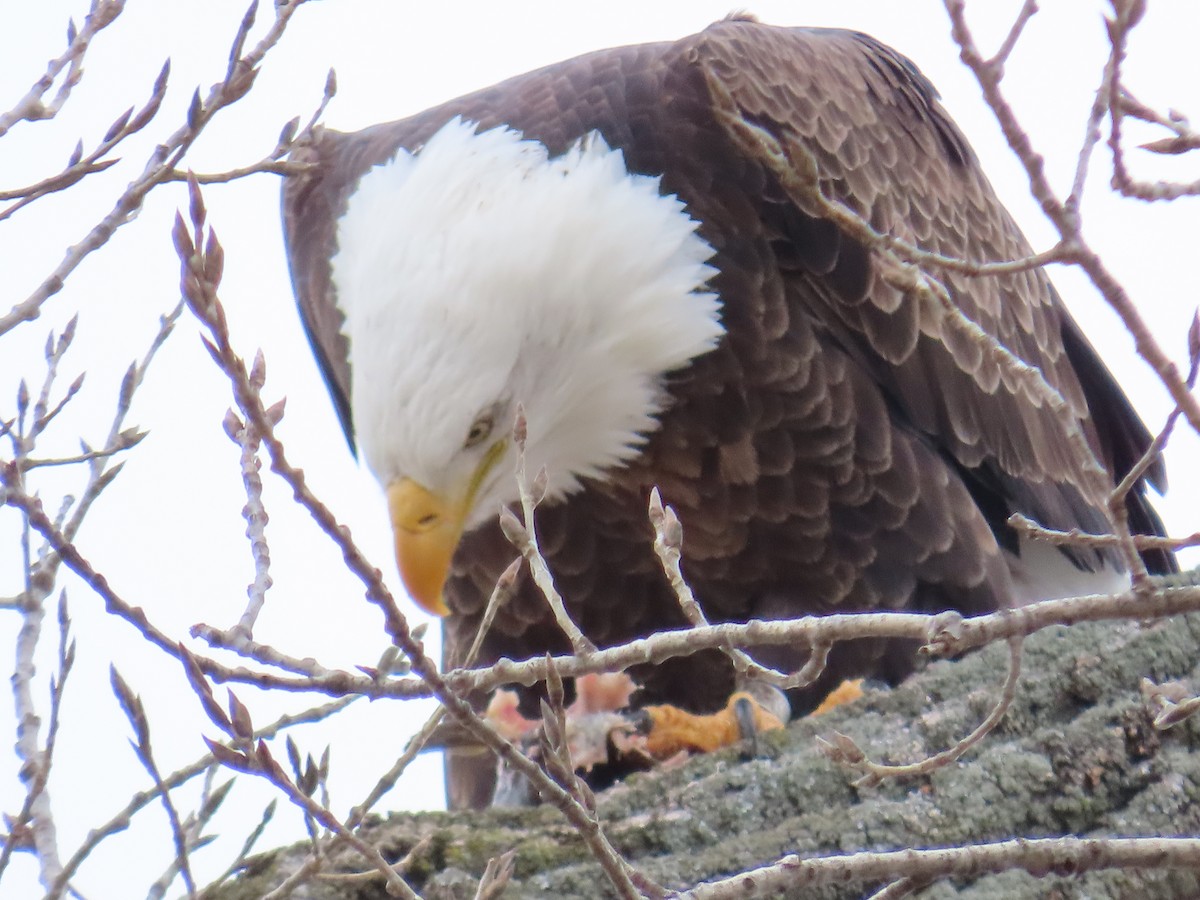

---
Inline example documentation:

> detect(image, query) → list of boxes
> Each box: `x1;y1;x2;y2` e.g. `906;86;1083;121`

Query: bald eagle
282;18;1173;808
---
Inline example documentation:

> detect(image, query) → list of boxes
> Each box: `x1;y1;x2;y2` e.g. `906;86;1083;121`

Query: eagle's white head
331;117;723;613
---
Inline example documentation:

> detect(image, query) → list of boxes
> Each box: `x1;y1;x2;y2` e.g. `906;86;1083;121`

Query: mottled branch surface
211;613;1200;899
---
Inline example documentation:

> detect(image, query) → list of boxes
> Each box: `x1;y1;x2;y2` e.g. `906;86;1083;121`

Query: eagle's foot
627;677;865;761
485;675;866;805
810;678;866;716
632;690;787;760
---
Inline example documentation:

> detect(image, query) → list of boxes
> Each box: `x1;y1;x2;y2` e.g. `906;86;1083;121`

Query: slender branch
226;399;275;639
0;0;125;137
502;409;596;655
161;158;312;183
110;668;198;897
206;728;420;899
0;59;170;223
0;0;314;338
865;877;928;900
47;698;353;899
1067;3;1115;214
990;0;1037;70
681;836;1200;899
648;488;828;693
1107;10;1200;201
315;836;432;886
817;637;1024;787
7;474;1200;711
944;0;1200;452
192;623;337;680
348;561;520;830
18;431;144;469
1009;514;1200;554
1141;677;1200;730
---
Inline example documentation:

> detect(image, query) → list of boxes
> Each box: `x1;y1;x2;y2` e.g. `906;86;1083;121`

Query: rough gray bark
214;613;1200;899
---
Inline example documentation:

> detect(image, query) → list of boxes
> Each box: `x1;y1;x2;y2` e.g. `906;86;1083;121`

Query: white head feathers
331;117;723;528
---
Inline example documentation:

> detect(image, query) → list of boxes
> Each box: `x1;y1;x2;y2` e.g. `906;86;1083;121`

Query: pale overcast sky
1;2;1197;896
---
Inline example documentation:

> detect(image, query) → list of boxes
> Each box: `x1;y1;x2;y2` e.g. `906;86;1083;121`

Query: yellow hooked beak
387;441;506;616
387;479;459;616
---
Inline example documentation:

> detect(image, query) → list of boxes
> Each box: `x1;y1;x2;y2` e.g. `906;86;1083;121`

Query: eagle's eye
464;413;494;449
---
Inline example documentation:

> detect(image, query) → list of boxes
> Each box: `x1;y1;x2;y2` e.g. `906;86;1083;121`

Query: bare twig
1119;89;1200;156
865;877;929;900
944;0;1200;456
225;392;277;639
474;850;517;900
1141;677;1200;730
648;488;829;693
1107;6;1200;201
162;157;312;184
0;0;126;137
48;698;351;900
501;409;595;655
0;60;170;223
0;591;73;882
681;836;1200;899
7;474;1200;710
110;668;198;897
18;428;145;469
348;562;519;830
163;70;337;186
196;702;421;898
816;637;1024;787
990;0;1037;70
316;835;432;886
0;0;314;338
1009;515;1200;554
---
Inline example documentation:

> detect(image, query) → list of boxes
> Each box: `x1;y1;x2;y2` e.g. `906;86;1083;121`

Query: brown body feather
282;20;1172;808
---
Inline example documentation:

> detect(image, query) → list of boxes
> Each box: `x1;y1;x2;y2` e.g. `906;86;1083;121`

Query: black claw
625;708;654;736
733;696;759;759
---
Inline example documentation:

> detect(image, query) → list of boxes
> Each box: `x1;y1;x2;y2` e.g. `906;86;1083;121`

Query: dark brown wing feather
281;19;1173;808
687;25;1171;571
